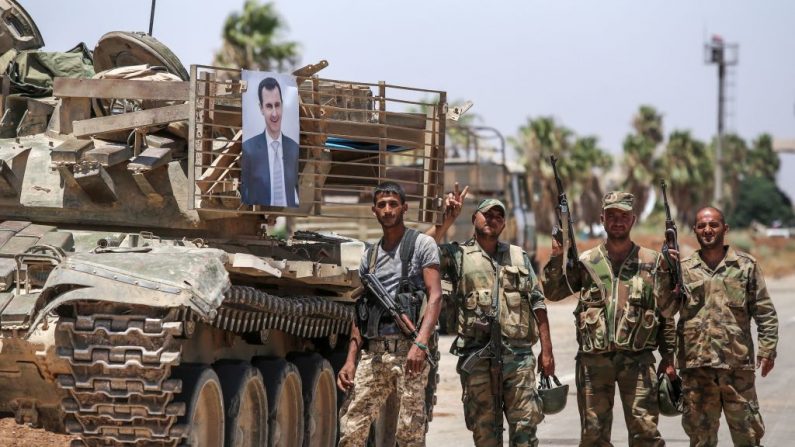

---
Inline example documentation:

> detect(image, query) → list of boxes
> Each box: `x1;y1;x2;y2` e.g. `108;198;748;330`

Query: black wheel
255;358;304;447
215;362;269;447
172;366;225;447
290;354;338;447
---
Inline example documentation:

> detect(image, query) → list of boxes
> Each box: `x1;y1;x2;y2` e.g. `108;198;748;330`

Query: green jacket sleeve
749;262;779;360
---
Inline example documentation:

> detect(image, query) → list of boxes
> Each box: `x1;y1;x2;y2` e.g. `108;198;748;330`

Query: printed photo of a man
241;71;300;207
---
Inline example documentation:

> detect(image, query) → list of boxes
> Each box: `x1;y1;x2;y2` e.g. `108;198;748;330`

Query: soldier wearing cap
427;185;554;447
657;206;778;447
542;191;676;447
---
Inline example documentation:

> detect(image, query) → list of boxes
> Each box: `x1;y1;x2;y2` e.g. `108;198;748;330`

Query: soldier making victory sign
336;181;443;447
657;206;778;447
426;183;555;447
543;191;676;447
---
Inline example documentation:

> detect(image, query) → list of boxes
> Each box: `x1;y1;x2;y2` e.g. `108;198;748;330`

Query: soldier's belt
364;338;413;354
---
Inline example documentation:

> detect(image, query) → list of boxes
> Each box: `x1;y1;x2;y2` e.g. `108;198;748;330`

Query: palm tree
571;136;613;233
623;105;664;216
746;133;780;182
513;118;614;236
711;133;748;211
512;117;588;234
659;130;712;224
213;0;299;71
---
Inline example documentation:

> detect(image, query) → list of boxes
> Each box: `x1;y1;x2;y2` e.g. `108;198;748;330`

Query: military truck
0;2;447;446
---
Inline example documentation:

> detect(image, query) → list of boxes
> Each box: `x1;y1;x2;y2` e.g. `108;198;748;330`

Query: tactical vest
575;244;661;354
356;229;427;339
454;241;539;348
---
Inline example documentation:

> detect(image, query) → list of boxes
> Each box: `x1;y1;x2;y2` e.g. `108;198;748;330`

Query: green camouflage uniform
542;192;675;447
657;246;778;447
440;238;546;447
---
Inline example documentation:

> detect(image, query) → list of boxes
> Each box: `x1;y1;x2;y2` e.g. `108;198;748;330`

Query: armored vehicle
0;2;448;446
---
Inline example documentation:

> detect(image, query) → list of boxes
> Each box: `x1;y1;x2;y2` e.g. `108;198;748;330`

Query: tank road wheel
215;362;269;447
173;366;225;447
290;354;338;447
255;358;304;447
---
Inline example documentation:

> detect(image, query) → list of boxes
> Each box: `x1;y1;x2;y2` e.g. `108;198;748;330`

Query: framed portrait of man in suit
241;70;300;207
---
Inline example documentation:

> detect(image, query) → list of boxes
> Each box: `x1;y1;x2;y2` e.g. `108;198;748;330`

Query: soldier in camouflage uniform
427;185;554;447
337;181;443;447
543;191;676;447
657;206;778;447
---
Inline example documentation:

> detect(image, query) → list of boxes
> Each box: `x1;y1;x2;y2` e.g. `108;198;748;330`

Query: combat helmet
658;373;684;416
538;374;569;415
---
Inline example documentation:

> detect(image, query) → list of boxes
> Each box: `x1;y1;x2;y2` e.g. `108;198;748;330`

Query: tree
659;130;712;225
511;117;573;234
213;0;299;71
511;118;610;235
709;133;748;211
570;136;613;233
746;133;780;182
623;105;664;216
729;176;794;228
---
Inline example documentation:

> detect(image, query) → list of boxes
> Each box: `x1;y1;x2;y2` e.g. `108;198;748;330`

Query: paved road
427;275;795;446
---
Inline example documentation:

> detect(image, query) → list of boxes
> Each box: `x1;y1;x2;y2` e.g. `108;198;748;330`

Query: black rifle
361;273;436;367
459;269;504;443
550;155;579;273
660;180;684;298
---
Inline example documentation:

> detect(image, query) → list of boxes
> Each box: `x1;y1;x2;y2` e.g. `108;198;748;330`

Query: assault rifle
660;180;684;299
550;155;579;275
361;273;436;367
459;269;504;443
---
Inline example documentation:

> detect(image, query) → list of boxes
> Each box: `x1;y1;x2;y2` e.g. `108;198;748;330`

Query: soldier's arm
526;252;554;375
749;262;778;362
655;314;676;371
654;254;681;318
425;183;469;243
542;253;584;301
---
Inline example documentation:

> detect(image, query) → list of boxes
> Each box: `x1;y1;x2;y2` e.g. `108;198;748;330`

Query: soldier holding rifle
427;183;554;447
337;181;442;447
656;204;778;447
543;158;676;446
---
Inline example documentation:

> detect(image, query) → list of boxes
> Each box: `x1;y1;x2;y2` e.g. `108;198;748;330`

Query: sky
21;0;795;200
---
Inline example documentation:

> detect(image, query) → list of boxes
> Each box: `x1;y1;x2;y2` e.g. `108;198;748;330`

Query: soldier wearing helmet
543;191;676;447
426;184;555;446
657;206;778;447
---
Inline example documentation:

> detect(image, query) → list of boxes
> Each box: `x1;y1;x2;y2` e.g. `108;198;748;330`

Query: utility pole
704;35;738;205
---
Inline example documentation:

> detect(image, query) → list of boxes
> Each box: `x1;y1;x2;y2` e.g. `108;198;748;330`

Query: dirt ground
0;418;71;446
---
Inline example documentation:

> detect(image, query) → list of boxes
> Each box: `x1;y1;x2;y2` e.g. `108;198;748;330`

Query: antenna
148;0;157;36
704;35;738;206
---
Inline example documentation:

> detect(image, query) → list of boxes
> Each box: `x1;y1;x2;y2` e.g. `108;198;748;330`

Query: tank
0;2;448;446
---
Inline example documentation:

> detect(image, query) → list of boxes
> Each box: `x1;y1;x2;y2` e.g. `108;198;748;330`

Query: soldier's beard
475;226;501;241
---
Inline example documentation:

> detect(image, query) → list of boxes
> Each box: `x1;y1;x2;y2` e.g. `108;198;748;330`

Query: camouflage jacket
440;239;545;356
543;243;675;357
657;246;778;370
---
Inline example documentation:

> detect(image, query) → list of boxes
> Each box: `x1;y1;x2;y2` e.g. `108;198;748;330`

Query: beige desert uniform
543;192;675;447
658;247;778;447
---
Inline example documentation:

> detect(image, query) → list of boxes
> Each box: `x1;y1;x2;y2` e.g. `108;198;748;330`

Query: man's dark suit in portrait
240;76;300;207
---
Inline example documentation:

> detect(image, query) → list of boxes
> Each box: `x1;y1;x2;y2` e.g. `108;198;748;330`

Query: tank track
55;309;185;447
53;287;354;446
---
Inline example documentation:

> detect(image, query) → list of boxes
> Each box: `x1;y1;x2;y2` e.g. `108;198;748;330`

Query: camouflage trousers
575;351;664;447
457;352;544;447
338;348;429;447
681;367;764;447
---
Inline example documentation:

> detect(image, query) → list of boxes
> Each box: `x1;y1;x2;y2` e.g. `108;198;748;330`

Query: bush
729;176;794;228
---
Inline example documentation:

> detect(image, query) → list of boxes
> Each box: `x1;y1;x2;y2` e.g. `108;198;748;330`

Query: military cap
475;198;506;214
602;191;634;211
